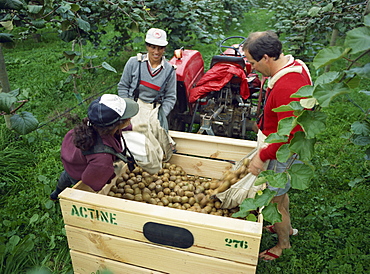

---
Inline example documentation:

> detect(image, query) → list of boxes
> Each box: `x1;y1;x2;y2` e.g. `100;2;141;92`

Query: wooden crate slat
60;188;261;233
70;250;165;274
66;226;257;274
60;191;261;265
170;130;256;161
169;154;233;179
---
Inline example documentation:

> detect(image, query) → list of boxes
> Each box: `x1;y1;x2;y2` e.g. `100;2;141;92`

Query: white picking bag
130;99;174;162
122;130;163;175
216;130;270;209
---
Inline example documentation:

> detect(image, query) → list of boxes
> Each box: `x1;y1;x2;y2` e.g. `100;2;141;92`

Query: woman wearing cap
117;28;176;161
50;94;139;200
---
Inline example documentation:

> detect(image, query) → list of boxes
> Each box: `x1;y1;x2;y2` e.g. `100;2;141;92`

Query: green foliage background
1;3;369;274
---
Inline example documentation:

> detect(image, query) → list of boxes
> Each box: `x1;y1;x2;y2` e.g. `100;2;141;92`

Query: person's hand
248;150;265;176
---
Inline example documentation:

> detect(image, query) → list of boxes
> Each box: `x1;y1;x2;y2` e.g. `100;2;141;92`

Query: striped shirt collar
142;53;166;73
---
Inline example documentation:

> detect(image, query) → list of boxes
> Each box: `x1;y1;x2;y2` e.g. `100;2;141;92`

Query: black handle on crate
143;222;194;249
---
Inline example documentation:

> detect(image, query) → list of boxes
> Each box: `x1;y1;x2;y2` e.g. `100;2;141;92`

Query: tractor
168;36;266;140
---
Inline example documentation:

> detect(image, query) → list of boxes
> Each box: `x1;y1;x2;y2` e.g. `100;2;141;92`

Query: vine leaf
365;14;370;27
262;203;282;224
300;98;317;109
289;131;315;161
27;5;43;14
258;170;288;188
266;172;288;189
60;62;76;73
0;93;17;113
313;46;351;69
351;121;369;135
308;7;321;17
265;132;288;143
315;71;343;85
297;110;327;139
0;33;15;48
345;75;361;89
276;144;293;163
351;135;370;146
254;188;277;207
273;101;304;112
313;83;350;107
344;27;370;55
288;163;314;190
277;116;296;136
10;112;39;135
291;85;314;98
232;199;256;218
348;63;370;79
0;21;13;31
77;18;90;32
231;189;276;219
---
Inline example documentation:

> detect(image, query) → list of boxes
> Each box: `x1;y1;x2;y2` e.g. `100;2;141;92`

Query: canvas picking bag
216;130;270;209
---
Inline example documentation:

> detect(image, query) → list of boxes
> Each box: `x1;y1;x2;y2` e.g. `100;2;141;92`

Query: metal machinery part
196;81;260;139
168;37;265;140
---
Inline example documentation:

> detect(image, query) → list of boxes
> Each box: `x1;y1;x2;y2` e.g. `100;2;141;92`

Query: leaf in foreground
254;188;276;207
232;189;276;218
263;172;288;189
313;83;351;107
273;101;304;112
365;14;370;27
289;131;315;161
232;198;256;218
348;63;370;79
276;144;293;163
300;98;317;109
288;163;314;190
344;27;370;55
291;85;314;98
297;110;327;139
277;117;296;136
313;46;351;69
315;71;343;85
265;132;288;143
262;202;282;224
10;112;39;135
0;92;17;113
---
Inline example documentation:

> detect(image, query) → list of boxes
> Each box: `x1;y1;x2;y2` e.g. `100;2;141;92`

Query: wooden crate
59;131;262;274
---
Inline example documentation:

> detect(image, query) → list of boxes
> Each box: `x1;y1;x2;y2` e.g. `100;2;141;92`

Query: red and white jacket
259;55;312;162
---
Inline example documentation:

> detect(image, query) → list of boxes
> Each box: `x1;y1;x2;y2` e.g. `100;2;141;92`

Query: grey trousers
57;170;79;190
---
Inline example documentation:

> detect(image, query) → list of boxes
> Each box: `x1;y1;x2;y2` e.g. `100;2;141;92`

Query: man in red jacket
242;31;312;261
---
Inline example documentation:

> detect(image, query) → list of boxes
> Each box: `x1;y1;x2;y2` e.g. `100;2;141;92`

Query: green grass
1;7;369;274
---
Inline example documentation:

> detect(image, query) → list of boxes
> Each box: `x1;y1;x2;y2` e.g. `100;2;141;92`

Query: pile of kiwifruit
108;160;251;217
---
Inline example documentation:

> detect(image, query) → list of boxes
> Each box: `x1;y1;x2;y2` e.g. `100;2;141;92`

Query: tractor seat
210;55;246;70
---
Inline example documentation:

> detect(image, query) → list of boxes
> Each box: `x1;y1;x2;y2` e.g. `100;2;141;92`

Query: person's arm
160;67;177;116
118;57;136;99
81;154;116;191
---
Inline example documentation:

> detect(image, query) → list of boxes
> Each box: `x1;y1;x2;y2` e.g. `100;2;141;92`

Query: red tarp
189;63;250;103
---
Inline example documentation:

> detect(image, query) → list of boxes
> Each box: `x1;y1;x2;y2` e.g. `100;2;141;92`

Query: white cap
145;28;168;47
88;94;138;127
